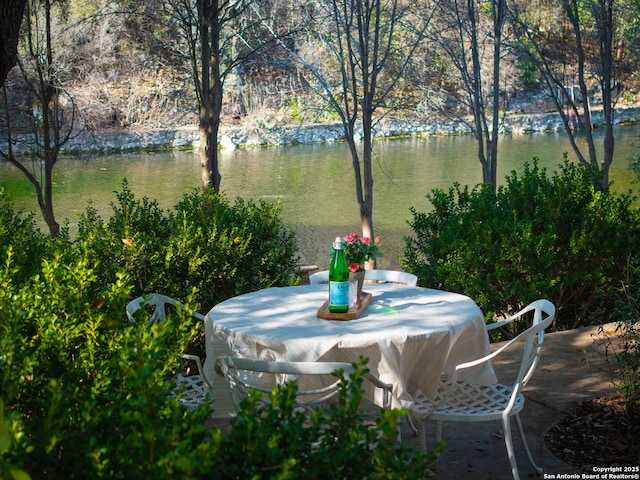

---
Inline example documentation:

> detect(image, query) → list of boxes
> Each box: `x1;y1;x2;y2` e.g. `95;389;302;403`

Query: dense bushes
217;360;436;479
0;254;214;479
402;160;640;332
1;193;431;479
0;188;55;284
1;251;427;478
76;180;300;311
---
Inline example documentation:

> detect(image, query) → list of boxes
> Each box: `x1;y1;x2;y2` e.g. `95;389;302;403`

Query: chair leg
514;413;543;474
415;417;440;477
434;420;443;443
407;413;418;434
502;416;521;480
416;416;428;452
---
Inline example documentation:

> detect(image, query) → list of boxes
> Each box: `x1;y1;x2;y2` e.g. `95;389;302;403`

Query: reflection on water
1;126;638;270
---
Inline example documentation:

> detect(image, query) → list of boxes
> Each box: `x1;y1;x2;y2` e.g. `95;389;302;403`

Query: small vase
349;269;366;300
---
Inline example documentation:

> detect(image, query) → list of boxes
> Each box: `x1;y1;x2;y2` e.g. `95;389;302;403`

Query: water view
1;126;638;270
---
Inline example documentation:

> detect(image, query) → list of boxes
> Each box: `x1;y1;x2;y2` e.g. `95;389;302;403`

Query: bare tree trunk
0;0;27;86
595;0;615;186
509;0;618;188
361;107;375;255
197;0;222;192
358;0;377;257
1;0;75;237
565;0;598;167
488;0;505;189
428;0;506;194
40;0;60;236
466;0;490;187
281;0;427;265
174;0;258;193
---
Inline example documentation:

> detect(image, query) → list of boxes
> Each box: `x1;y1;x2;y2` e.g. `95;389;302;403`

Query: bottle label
329;281;350;307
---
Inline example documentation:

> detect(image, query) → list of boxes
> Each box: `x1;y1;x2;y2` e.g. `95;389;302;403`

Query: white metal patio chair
409;299;556;480
309;269;417;286
126;293;213;409
308;270;330;284
214;356;393;412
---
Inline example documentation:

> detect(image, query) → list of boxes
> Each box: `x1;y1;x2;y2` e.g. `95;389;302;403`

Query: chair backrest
214;356;356;410
451;299;555;416
309;269;417;286
308;270;329;284
514;299;555;388
486;300;555;404
126;294;213;400
364;269;418;286
126;293;205;324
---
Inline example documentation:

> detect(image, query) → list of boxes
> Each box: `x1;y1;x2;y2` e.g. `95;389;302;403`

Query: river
1;126;638;270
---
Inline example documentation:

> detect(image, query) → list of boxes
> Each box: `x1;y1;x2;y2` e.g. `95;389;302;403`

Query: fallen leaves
545;396;640;469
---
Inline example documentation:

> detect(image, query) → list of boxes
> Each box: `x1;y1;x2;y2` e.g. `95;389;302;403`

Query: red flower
344;232;359;244
336;231;382;266
348;262;361;273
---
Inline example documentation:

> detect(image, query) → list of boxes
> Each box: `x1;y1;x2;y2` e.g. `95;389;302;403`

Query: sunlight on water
1;126;638;270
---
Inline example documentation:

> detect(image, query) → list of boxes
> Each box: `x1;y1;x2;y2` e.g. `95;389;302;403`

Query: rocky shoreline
4;106;640;156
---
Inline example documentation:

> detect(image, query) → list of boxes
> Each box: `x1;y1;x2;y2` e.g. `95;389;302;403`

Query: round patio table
205;283;497;415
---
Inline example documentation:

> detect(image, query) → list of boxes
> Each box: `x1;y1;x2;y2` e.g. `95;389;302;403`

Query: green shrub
402;160;640;332
76;181;300;310
167;188;300;308
75;180;175;297
602;281;640;419
0;184;440;478
215;359;438;479
0;251;216;479
0;188;53;285
0;248;434;477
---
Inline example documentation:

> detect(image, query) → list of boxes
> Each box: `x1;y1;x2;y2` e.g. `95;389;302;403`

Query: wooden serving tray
317;292;373;321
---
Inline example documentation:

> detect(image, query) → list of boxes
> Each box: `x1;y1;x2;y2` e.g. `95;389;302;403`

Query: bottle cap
334;236;343;248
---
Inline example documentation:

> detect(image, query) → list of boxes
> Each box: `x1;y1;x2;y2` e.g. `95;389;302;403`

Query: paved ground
212;323;624;479
397;323;622;479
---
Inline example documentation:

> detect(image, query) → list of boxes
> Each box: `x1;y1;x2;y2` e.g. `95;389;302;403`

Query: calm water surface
1;126;638;270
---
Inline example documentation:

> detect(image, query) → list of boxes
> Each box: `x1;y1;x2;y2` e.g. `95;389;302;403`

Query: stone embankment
4;106;640;155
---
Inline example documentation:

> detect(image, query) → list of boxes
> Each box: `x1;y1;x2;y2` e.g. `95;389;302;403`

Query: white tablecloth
205;284;497;413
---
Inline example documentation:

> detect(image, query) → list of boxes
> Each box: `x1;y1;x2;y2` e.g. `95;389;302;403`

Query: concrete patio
211;322;625;479
400;323;623;479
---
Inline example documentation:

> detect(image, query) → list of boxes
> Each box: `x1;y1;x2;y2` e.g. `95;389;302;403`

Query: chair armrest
486;318;511;330
363;372;394;409
451;314;551;384
452;335;519;377
485;300;546;331
181;353;213;391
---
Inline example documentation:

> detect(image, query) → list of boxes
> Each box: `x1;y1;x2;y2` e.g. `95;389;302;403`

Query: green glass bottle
328;236;350;313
